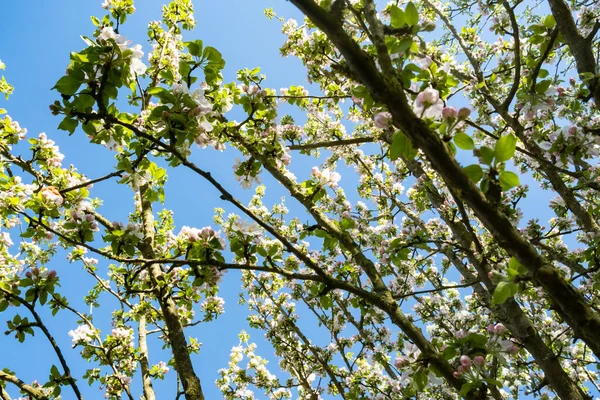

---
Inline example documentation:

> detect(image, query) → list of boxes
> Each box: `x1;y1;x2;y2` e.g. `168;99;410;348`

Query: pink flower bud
460;355;471;367
509;345;519;355
394;356;409;368
416;88;439;107
455;330;466;339
487;324;496;333
374;112;392;129
48;270;57;279
458;107;471;120
49;103;60;115
442;106;458;120
494;323;506;335
474;355;485;366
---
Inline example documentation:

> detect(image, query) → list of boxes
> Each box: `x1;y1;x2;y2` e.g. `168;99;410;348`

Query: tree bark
547;0;600;108
139;185;204;400
138;296;157;400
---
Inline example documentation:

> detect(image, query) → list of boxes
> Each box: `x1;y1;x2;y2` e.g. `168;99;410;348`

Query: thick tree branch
499;0;522;110
288;136;375;150
137;184;204;400
0;371;49;400
547;0;600;107
137;295;156;400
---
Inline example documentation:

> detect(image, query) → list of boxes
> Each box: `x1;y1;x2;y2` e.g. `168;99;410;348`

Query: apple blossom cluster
0;114;27;145
177;225;225;249
33;132;65;169
232;219;263;238
101;0;135;16
232;158;262;189
200;296;225;321
40;186;64;208
0;177;34;213
0;60;13;99
69;324;95;345
217;333;292;399
311;166;341;188
65;201;99;230
111;326;134;344
174;82;218;146
413;87;444;119
150;361;170;379
96;26;147;76
147;21;183;82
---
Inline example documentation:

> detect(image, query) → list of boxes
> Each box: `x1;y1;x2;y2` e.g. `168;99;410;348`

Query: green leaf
58;117;78;134
39;290;48;306
492;281;519;305
463;164;483;183
465;333;488;348
390;131;417;161
72;94;95;112
543;15;555;29
478;146;495;165
320;295;332;310
507;256;528;278
494;134;517;163
442;346;457;360
340;218;355;230
483;378;503;387
53;75;82;96
454;132;475;150
70;51;89;63
499;171;520;190
80;35;96;47
147;86;177;104
460;382;478;397
413;367;428;391
185;40;203;57
397;37;413;54
390;5;405;28
202;46;225;85
508;256;521;271
535;79;552;94
405;2;419;26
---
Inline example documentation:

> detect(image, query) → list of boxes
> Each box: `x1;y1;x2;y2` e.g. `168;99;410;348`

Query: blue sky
0;1;317;399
